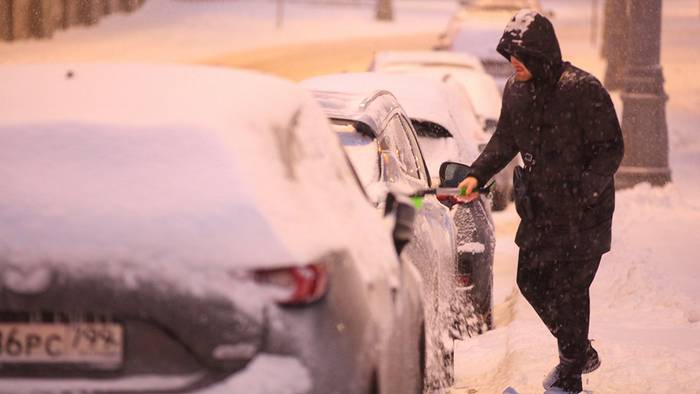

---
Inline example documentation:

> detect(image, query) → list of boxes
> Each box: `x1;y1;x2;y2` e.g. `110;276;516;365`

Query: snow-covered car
369;50;518;211
369;50;486;75
0;64;427;394
369;50;500;135
435;6;517;90
304;72;496;328
457;0;542;12
437;1;547;90
302;74;475;388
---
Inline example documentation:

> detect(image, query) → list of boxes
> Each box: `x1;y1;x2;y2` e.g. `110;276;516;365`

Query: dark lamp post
602;0;629;90
617;0;671;189
376;0;393;21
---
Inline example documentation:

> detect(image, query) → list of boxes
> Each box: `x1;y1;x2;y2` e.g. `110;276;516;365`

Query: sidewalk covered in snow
453;1;700;393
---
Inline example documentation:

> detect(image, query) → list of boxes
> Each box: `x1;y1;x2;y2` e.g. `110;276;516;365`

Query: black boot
582;342;600;373
547;373;582;393
544;342;600;390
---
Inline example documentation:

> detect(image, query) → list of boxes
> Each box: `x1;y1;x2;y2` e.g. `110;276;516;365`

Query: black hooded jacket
470;10;624;259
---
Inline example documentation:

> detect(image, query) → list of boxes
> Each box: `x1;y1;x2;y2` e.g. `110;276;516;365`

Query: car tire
473;263;494;331
477;288;494;331
369;369;380;394
419;323;426;394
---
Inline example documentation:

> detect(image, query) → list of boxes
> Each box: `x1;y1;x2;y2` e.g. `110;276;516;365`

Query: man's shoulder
559;63;604;90
503;75;533;97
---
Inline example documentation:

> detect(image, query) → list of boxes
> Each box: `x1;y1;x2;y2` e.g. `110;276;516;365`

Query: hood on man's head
497;9;563;85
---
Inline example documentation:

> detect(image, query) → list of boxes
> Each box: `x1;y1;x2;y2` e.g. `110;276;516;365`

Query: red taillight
253;263;328;306
456;273;471;288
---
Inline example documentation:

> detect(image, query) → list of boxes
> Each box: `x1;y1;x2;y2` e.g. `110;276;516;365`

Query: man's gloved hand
457;176;481;203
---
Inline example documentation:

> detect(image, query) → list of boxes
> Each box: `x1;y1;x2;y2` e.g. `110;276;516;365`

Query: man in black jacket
458;9;624;393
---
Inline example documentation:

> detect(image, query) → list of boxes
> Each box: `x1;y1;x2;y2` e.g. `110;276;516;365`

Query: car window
399;115;430;183
379;115;420;180
332;121;380;190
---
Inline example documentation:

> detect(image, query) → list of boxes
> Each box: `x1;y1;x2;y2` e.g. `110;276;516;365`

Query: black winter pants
516;249;601;372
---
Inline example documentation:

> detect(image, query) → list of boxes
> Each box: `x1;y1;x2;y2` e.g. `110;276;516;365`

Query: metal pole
376;0;393;21
276;0;284;29
602;0;629;89
591;0;598;45
616;0;671;189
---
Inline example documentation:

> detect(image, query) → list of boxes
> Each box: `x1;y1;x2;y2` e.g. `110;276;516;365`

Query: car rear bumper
0;264;265;392
0;252;377;393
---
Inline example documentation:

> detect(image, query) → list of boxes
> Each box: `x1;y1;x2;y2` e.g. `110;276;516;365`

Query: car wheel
419;323;426;394
472;265;494;332
476;289;494;331
369;369;380;394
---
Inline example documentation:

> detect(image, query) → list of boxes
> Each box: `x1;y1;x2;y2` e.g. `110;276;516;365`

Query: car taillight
456;273;471;288
253;263;328;306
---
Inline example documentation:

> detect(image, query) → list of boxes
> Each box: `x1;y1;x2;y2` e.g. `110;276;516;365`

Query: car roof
464;0;542;12
302;72;460;136
0;64;373;269
1;64;309;131
303;72;481;167
371;50;484;73
308;89;402;136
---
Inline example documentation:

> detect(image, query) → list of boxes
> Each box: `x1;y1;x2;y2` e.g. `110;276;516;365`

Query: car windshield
331;121;379;190
411;120;453;139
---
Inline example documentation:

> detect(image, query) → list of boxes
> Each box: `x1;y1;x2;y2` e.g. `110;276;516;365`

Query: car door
379;113;458;312
379;112;459;387
333;120;425;393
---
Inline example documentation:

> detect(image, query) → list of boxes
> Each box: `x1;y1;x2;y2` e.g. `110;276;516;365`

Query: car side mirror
384;192;416;256
439;161;473;188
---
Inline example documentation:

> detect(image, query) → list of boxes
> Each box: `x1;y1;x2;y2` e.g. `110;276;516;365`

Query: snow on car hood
0;64;376;272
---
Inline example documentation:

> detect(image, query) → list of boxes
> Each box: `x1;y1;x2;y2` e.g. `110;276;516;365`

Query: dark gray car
303;79;464;390
0;64;426;394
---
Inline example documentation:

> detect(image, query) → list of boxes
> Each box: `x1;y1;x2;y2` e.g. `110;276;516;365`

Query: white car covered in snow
436;5;522;89
370;50;501;134
0;64;426;394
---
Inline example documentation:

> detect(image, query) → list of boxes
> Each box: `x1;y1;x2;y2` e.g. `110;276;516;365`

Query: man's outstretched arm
468;85;519;188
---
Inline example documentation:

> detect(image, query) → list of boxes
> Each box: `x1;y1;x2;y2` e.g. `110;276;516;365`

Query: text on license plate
0;323;123;367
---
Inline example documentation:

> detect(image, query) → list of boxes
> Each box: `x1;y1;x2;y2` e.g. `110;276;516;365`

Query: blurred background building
0;0;145;42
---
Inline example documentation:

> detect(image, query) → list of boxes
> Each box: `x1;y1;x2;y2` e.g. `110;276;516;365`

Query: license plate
0;323;123;368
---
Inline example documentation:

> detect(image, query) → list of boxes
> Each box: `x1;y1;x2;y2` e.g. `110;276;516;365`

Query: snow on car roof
1;64;306;131
465;0;542;12
0;64;379;273
302;72;480;171
366;54;503;123
303;72;458;133
309;89;405;137
371;50;485;73
309;90;375;124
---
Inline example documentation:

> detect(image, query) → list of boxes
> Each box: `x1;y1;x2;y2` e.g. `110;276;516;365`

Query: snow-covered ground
453;1;700;393
0;0;456;64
